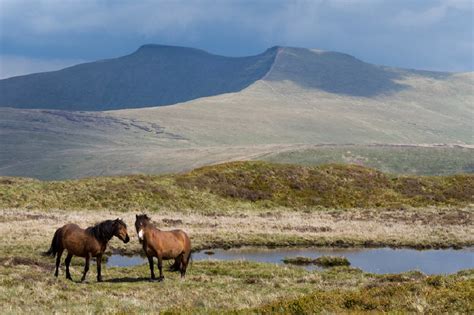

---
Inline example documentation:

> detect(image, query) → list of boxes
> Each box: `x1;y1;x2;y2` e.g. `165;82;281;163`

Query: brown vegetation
1;162;472;211
177;162;474;208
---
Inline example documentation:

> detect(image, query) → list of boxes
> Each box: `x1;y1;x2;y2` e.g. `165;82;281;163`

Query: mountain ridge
0;44;464;111
0;44;278;110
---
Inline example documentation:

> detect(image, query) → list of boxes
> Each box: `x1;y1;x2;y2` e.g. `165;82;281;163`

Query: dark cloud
0;0;472;78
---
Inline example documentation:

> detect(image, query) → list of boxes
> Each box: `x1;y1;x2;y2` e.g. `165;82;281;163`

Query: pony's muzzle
123;235;130;243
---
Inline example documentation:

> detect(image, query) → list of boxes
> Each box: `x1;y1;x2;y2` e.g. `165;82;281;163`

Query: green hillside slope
1;162;472;211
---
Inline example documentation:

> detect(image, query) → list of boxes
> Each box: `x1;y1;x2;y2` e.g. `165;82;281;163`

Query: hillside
0;45;472;179
261;144;474;176
1;162;473;211
0;45;277;110
114;47;473;145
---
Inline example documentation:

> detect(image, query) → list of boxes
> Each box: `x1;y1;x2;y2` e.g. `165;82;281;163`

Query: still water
107;247;473;275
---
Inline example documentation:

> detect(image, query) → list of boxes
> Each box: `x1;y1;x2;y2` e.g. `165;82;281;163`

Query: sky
0;0;473;79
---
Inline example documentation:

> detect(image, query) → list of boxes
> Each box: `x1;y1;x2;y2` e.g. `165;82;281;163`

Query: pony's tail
187;251;193;269
42;229;61;257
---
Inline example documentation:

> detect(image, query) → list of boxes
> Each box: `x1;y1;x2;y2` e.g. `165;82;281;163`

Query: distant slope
0;45;277;110
114;47;473;145
0;45;472;179
260;144;474;176
1;106;472;179
265;47;449;97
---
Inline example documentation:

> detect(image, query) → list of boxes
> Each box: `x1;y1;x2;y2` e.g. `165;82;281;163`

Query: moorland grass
282;256;350;267
1;253;472;314
249;272;474;314
0;162;472;212
282;256;315;265
177;162;473;208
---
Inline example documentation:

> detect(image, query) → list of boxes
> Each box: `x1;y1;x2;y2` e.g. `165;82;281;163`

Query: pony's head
135;214;151;231
135;214;151;241
113;218;130;243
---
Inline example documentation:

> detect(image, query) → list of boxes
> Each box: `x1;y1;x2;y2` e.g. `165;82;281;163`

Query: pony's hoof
97;277;103;282
158;276;164;282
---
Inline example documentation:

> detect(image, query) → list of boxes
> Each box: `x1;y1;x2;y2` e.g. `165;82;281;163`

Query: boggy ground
0;207;473;313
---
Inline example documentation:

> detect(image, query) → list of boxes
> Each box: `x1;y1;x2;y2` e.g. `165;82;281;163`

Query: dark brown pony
135;214;191;281
44;218;130;282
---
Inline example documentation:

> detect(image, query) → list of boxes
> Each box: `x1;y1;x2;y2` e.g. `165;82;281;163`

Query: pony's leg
157;255;164;281
65;253;73;280
148;256;156;280
54;248;64;277
80;254;90;282
169;256;181;271
96;254;103;282
180;253;189;279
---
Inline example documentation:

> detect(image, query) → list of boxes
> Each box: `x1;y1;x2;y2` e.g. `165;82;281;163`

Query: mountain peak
135;43;208;54
138;43;186;50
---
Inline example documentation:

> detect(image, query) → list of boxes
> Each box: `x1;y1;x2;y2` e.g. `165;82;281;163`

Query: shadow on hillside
266;48;452;97
0;45;279;111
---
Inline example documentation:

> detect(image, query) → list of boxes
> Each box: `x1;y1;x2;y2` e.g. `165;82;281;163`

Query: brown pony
135;214;191;281
44;218;130;282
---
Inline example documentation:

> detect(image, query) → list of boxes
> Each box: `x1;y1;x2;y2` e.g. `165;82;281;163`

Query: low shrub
282;256;315;265
314;255;350;267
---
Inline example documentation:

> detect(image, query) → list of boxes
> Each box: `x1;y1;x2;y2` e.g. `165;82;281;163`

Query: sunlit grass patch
3;162;471;212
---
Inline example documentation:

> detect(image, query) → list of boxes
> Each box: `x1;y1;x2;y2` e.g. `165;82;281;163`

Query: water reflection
107;247;473;275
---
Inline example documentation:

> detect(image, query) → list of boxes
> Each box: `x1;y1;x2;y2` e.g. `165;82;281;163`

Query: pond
106;247;474;275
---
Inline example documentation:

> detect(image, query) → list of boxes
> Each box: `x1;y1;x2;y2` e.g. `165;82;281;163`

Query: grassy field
1;162;473;313
0;209;472;313
2;255;471;314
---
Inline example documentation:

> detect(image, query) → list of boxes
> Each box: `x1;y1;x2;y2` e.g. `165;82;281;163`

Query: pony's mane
87;219;126;243
135;214;158;231
136;214;150;221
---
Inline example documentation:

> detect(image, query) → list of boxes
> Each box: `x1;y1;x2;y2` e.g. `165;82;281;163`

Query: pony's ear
136;214;138;219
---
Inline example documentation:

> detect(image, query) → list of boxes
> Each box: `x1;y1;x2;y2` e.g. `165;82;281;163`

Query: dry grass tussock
1;207;472;259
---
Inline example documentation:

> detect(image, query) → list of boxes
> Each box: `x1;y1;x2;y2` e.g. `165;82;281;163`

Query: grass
0;162;472;212
249;272;474;314
1;249;472;314
282;256;350;267
177;161;473;208
314;256;350;267
282;257;315;265
2;204;473;254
